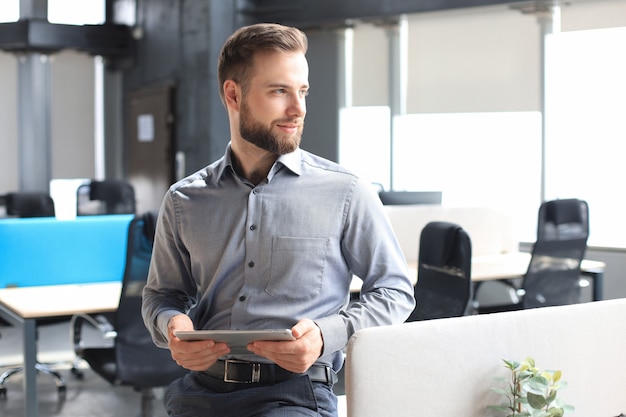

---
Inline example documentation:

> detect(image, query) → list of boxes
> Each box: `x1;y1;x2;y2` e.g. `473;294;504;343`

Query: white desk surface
0;281;121;319
350;252;605;291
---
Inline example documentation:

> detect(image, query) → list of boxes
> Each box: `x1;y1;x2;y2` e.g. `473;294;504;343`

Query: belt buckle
224;359;261;383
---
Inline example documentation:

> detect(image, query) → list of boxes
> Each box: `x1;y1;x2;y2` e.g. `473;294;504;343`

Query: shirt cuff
156;309;186;344
313;315;349;359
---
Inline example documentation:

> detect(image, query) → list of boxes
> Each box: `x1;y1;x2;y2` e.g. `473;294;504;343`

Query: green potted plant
489;357;574;417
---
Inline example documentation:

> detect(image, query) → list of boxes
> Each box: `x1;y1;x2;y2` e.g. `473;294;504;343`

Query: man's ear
223;80;240;111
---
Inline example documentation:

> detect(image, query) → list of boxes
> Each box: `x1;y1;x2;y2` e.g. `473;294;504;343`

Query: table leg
591;271;603;301
581;269;603;301
22;318;39;417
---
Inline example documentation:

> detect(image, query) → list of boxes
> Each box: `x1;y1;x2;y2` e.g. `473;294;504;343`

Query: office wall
50;50;96;179
0;50;95;195
352;0;626;112
562;0;626;31
0;51;18;193
351;5;540;111
406;5;539;113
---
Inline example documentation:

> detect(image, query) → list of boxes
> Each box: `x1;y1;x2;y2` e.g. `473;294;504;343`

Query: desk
471;252;605;301
350;252;606;301
0;282;121;417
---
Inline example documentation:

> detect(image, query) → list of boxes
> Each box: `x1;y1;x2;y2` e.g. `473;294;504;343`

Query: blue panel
0;214;134;287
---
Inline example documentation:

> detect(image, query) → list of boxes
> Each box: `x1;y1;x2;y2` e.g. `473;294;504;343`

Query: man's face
238;50;309;155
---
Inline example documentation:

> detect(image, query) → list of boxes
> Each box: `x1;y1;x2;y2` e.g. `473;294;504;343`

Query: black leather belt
202;359;336;385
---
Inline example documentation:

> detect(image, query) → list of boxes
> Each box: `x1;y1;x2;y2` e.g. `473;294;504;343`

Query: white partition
345;298;626;417
384;204;516;260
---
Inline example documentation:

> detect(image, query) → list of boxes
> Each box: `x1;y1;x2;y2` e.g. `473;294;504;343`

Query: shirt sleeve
142;190;198;348
315;178;416;360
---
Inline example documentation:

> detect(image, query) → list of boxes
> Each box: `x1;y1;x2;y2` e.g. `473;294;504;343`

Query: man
142;22;415;417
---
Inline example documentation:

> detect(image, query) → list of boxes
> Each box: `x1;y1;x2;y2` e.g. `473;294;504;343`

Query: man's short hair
217;23;308;106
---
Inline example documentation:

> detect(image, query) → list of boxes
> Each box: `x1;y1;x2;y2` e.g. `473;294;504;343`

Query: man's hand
247;318;323;373
167;314;230;371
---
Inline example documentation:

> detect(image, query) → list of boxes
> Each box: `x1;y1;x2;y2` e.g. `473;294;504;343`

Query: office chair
475;198;589;313
406;221;472;321
76;179;136;216
0;191;66;398
3;191;55;218
70;211;187;417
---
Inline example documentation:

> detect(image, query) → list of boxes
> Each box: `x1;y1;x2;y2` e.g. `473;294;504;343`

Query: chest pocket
266;237;329;301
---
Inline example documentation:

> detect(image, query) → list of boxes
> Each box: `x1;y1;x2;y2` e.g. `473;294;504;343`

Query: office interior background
1;0;626;299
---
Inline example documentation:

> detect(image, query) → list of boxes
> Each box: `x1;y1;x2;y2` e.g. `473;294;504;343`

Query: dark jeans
164;371;338;417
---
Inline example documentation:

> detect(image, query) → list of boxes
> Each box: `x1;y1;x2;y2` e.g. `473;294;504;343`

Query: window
340;108;542;243
48;0;105;25
0;0;105;25
0;0;19;23
545;26;626;248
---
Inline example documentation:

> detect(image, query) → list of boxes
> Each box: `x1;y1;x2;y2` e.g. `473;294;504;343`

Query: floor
0;321;169;417
0;321;347;417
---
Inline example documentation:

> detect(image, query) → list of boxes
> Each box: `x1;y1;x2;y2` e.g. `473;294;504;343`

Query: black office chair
0;191;66;398
70;211;187;417
76;179;136;216
3;191;55;218
406;221;472;321
475;198;590;313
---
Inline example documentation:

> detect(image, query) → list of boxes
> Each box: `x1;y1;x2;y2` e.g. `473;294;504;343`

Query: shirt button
248;261;255;268
239;295;246;302
250;224;256;231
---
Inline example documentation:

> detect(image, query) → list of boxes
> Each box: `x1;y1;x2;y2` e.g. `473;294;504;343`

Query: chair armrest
70;313;117;355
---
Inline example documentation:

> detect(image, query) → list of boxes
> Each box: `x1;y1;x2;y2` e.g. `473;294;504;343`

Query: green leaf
527;392;547;409
504;359;520;369
525;376;549;393
546;407;564;417
487;405;514;412
490;387;510;396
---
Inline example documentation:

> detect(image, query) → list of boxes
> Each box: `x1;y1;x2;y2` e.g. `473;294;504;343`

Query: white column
511;1;562;202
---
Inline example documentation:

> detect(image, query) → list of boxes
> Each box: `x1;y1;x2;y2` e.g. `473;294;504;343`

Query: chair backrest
537;198;589;241
522;199;589;308
114;210;186;387
77;179;136;216
406;221;472;321
3;192;55;217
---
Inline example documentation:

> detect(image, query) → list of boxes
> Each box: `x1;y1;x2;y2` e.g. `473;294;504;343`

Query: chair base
140;387;156;417
0;362;66;398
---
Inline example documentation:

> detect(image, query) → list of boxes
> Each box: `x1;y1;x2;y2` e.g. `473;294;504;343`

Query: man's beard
239;100;303;155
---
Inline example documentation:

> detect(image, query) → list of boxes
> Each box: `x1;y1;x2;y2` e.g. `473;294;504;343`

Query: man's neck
230;140;278;185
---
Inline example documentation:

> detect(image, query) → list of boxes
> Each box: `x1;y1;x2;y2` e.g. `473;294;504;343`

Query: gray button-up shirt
142;145;415;370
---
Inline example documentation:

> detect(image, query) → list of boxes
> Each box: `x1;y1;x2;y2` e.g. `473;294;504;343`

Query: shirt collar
220;143;302;180
275;148;302;176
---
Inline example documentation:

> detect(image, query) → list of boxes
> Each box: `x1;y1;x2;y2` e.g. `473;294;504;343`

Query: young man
142;23;415;416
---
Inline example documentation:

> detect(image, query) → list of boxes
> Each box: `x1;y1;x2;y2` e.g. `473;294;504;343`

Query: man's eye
300;90;309;97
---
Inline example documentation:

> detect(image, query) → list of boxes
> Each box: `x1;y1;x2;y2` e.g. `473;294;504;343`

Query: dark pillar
18;0;51;192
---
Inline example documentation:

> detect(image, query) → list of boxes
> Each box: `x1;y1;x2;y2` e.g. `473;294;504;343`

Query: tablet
174;329;295;354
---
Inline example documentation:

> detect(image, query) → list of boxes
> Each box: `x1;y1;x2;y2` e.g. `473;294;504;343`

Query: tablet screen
174;329;295;354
